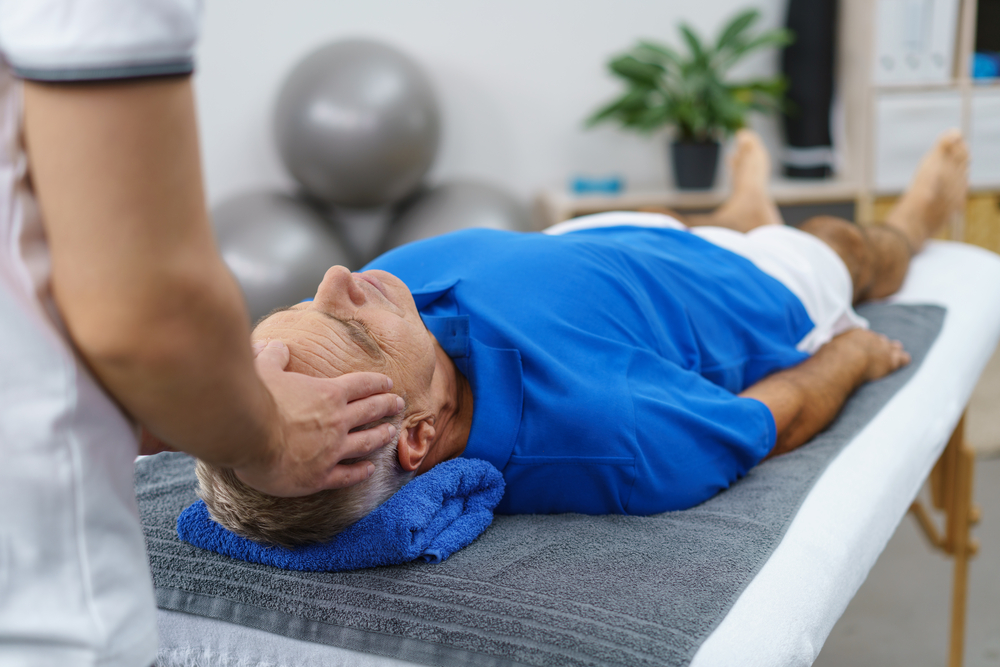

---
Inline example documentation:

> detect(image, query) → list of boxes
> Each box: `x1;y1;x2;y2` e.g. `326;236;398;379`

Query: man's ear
397;419;436;472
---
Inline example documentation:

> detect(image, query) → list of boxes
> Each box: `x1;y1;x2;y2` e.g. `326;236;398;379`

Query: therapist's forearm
739;328;910;458
23;77;273;469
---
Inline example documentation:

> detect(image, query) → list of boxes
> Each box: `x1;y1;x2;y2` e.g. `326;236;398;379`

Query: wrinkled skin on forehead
252;266;437;407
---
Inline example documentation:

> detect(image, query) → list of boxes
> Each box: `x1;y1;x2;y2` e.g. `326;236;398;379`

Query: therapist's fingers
323;459;379;489
253;339;291;371
334;371;395;402
340;421;400;461
339;387;405;430
242;342;404;494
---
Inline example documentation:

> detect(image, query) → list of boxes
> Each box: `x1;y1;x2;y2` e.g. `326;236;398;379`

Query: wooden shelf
535;177;861;228
873;81;966;93
871;79;1000;93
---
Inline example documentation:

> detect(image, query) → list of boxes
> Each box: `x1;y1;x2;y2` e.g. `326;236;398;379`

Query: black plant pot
670;140;721;190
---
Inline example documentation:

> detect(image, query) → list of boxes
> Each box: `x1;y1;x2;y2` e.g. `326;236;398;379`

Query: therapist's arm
22;76;400;496
739;328;911;459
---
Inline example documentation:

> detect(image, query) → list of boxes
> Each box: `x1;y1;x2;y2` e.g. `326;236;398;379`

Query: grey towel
139;303;945;667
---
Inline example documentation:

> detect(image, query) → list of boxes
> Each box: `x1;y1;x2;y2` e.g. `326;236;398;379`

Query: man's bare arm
740;329;911;458
23;76;400;495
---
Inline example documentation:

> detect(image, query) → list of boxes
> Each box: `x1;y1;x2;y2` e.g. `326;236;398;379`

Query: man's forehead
252;303;307;332
253;305;382;362
251;304;306;336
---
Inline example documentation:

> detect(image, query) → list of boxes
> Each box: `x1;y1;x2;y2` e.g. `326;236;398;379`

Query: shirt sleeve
625;348;777;515
0;0;201;81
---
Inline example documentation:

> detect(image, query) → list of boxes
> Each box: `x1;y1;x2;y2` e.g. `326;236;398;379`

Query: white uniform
0;2;201;665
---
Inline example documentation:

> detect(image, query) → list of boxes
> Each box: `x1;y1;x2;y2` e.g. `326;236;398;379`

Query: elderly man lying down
198;130;969;548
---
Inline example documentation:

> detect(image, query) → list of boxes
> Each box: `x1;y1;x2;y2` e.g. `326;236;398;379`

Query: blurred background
192;0;787;206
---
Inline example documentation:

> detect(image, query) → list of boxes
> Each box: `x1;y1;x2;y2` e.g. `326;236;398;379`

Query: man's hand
841;328;911;382
232;340;405;497
742;327;910;459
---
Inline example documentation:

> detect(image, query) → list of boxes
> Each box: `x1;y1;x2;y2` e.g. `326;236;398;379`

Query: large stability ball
383;180;532;250
274;39;440;208
212;191;352;323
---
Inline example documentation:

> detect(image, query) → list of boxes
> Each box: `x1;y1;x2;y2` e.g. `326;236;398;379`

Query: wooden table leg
909;414;980;667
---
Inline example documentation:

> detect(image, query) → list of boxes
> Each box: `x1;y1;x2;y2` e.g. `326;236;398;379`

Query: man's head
197;265;469;546
196;419;412;548
252;265;461;472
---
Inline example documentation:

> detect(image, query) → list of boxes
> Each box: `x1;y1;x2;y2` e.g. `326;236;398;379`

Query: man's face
252;266;437;403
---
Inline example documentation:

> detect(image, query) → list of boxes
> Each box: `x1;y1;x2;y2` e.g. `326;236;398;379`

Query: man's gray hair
195;418;414;548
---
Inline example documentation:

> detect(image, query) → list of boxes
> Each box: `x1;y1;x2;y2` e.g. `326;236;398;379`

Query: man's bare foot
884;129;969;253
701;130;784;232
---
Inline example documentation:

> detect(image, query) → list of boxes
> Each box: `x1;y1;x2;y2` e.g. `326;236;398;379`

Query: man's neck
417;341;473;473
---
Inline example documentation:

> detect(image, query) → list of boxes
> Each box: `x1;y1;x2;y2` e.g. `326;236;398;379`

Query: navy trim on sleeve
12;59;193;82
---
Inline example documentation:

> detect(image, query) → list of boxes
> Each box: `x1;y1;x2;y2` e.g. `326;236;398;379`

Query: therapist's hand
233;339;404;497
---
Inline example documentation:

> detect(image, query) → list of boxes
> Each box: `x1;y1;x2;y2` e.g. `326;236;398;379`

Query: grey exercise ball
383;180;532;250
274;39;441;208
212;191;352;323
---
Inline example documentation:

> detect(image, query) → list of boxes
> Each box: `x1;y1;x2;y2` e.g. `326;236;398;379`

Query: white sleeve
0;0;202;81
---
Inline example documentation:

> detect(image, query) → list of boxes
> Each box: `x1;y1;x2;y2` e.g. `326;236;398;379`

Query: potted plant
587;9;793;190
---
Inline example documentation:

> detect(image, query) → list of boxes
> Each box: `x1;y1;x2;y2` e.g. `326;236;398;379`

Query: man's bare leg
684;129;785;231
740;133;969;457
662;129;967;303
722;132;971;459
798;130;969;302
884;129;970;251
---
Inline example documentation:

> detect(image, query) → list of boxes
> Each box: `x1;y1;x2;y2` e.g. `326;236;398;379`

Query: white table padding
157;241;1000;667
691;241;1000;666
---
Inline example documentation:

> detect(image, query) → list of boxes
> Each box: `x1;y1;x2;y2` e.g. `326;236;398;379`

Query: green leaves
715;9;760;53
634;41;684;68
608;55;665;87
679;25;708;68
587;7;794;142
586;88;654;127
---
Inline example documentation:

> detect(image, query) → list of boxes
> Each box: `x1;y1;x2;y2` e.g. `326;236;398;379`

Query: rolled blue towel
176;458;505;571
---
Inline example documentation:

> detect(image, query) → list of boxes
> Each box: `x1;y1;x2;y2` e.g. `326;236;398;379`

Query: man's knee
798;216;873;299
863;226;912;300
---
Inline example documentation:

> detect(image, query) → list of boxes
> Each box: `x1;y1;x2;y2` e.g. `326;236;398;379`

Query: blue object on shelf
973;52;1000;80
570;175;624;195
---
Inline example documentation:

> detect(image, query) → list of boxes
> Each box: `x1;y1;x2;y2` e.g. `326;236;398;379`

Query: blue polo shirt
365;226;814;515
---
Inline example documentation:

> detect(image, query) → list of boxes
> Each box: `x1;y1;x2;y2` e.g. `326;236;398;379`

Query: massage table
143;240;1000;667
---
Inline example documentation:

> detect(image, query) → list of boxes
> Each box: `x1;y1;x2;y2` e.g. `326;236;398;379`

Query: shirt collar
461;339;522;470
420;311;522;473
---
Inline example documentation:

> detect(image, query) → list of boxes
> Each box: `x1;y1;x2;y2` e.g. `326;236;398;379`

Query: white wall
194;0;788;207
